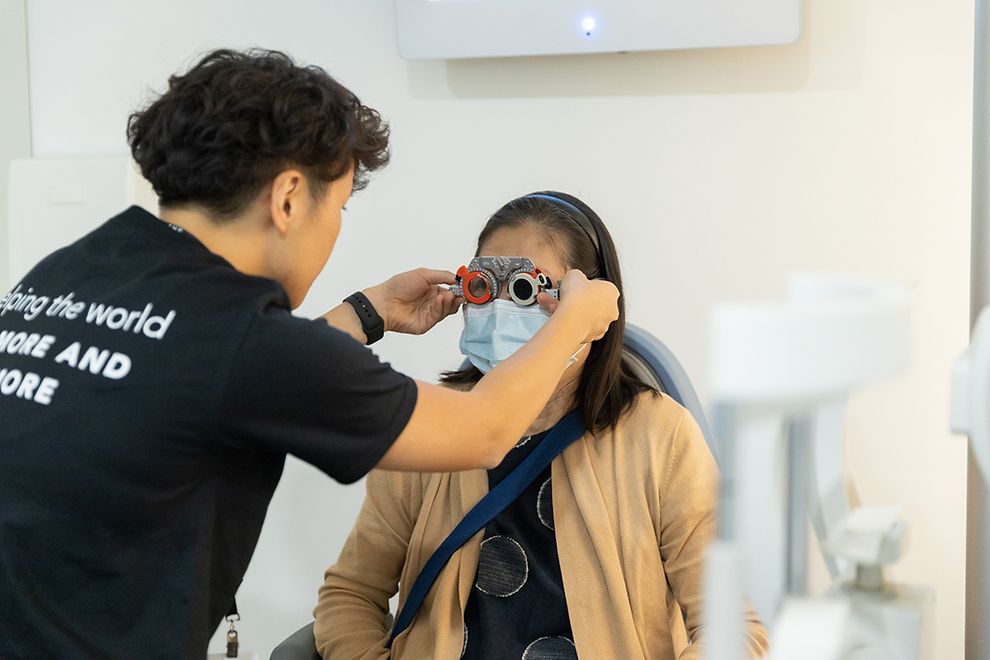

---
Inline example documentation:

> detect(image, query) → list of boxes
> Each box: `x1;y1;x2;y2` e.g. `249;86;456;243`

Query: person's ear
269;170;308;235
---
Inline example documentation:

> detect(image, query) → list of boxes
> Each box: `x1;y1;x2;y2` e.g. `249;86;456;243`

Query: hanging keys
225;613;240;658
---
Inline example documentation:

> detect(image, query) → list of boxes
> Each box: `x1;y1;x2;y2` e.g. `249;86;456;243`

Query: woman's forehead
479;226;565;278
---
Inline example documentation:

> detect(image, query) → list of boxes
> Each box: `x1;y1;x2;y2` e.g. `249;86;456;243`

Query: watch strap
343;291;385;345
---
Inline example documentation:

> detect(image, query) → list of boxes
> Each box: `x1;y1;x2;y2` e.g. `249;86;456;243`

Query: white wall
22;0;972;657
0;0;33;290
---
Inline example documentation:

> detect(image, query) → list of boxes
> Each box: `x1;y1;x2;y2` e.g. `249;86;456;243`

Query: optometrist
0;49;619;660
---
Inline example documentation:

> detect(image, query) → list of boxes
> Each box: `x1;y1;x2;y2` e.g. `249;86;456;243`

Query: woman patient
315;192;768;659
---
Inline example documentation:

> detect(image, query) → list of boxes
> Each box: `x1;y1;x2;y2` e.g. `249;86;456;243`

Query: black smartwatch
343;291;385;345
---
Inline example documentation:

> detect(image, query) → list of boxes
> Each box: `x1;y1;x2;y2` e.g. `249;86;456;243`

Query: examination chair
269;323;713;660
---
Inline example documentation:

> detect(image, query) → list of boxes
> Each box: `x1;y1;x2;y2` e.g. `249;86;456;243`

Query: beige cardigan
315;392;768;659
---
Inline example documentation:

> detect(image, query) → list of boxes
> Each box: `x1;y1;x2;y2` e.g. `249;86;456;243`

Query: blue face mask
459;300;550;373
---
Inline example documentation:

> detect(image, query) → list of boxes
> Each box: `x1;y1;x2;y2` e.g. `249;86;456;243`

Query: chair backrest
622;323;717;463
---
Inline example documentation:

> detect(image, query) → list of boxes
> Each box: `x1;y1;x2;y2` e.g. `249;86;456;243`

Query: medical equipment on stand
823;508;934;660
704;273;934;660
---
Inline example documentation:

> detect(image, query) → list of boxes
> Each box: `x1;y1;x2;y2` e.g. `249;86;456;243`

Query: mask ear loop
566;343;588;369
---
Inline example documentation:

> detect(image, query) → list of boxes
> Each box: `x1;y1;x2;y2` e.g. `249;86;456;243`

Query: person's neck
159;206;270;279
524;371;581;436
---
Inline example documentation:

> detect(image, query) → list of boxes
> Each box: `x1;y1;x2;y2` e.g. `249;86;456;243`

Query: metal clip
225;613;240;658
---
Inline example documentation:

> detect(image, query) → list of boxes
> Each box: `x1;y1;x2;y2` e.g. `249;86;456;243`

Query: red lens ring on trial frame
459;266;495;305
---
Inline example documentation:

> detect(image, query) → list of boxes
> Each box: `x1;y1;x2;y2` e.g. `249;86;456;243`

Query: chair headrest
621;346;665;393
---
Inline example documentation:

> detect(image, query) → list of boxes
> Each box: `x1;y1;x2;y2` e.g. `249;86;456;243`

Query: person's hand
538;269;619;343
364;268;464;336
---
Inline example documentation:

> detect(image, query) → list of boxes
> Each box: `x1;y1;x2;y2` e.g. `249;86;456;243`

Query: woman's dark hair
127;49;389;219
442;191;657;433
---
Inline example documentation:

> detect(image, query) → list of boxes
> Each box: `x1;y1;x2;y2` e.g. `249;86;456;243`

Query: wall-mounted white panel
7;157;155;285
395;0;800;59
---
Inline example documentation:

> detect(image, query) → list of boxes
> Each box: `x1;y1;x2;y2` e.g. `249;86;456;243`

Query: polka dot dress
461;428;577;659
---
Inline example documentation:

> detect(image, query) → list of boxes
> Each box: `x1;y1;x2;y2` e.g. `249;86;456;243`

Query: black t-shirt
461;429;576;660
0;206;417;659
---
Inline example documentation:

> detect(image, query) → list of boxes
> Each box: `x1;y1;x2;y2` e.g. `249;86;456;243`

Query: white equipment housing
705;273;933;660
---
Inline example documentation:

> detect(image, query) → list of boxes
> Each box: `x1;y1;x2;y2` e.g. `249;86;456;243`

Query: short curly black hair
127;49;389;219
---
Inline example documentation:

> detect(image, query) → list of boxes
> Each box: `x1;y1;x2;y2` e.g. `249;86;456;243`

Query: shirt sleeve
658;408;769;659
314;469;423;659
218;306;418;484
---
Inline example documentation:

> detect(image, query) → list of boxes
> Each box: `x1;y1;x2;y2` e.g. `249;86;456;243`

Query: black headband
525;193;606;278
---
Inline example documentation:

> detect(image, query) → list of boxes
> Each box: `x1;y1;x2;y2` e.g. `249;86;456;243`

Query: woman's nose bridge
487;271;511;300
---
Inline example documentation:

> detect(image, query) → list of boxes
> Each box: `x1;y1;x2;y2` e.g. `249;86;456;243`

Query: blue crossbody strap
387;409;586;648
